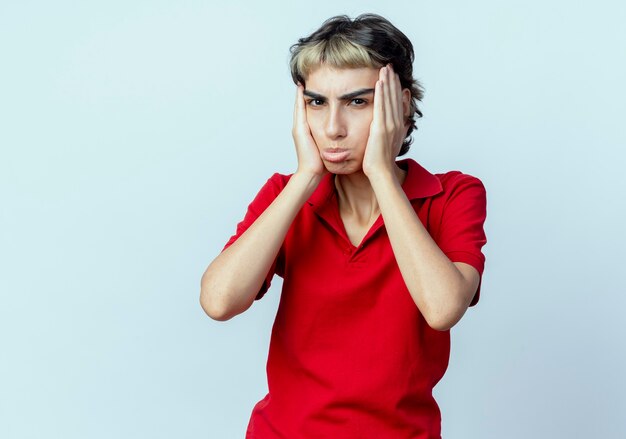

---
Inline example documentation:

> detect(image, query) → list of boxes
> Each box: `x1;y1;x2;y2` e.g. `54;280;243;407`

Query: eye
351;98;367;106
306;98;325;107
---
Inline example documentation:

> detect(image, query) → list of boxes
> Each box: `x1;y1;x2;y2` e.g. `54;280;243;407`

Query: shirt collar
398;158;443;201
307;158;443;208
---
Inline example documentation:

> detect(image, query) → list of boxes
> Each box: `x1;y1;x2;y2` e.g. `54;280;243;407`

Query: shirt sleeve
436;173;488;306
222;173;287;301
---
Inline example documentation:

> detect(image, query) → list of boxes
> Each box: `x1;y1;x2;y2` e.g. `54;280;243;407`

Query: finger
297;84;303;117
293;84;300;124
387;65;400;123
382;66;395;129
374;74;385;128
389;64;405;125
294;84;308;128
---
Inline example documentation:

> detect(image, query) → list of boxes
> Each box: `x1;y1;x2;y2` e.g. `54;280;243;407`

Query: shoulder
236;172;294;219
265;172;292;189
433;170;487;204
424;169;487;228
399;159;485;202
436;170;485;191
253;172;293;201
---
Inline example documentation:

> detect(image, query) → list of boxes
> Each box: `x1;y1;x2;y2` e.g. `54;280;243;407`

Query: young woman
201;14;487;439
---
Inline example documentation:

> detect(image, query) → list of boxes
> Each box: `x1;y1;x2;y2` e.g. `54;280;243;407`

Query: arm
200;84;326;321
363;65;482;331
369;172;481;330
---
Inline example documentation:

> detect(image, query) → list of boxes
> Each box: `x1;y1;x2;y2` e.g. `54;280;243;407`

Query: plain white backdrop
1;1;625;438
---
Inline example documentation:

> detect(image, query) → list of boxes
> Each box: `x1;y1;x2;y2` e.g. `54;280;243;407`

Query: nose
325;105;347;140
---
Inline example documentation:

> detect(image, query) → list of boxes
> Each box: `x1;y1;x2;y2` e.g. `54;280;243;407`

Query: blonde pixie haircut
289;14;424;156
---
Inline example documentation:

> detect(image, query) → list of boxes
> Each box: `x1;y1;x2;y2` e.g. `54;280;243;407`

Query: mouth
321;148;350;163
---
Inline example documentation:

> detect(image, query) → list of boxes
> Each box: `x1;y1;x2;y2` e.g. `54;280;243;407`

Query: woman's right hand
292;84;327;178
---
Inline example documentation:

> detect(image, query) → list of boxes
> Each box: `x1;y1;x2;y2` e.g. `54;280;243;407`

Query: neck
334;164;407;219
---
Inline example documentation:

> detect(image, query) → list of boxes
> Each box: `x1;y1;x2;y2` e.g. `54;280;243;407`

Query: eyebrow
303;88;375;101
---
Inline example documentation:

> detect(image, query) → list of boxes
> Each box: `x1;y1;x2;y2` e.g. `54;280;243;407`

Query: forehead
305;65;379;94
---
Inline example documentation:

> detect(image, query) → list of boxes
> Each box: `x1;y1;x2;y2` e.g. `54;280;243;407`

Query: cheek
353;114;374;145
306;111;324;140
353;108;373;128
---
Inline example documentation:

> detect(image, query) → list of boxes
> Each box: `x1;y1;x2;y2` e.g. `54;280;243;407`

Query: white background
1;1;625;438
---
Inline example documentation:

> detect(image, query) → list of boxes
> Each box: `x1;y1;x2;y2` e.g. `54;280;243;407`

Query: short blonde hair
290;37;382;80
289;14;424;156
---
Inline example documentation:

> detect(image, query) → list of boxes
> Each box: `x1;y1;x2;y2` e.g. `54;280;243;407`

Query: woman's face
304;65;380;175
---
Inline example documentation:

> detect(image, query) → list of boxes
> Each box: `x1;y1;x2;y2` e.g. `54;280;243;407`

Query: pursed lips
321;148;350;163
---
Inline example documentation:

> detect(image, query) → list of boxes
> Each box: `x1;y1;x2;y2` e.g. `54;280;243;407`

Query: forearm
369;169;472;330
200;171;321;320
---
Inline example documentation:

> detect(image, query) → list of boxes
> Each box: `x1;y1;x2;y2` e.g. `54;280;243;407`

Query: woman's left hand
362;64;409;179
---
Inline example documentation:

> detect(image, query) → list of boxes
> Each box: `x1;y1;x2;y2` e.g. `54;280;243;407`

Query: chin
323;160;362;175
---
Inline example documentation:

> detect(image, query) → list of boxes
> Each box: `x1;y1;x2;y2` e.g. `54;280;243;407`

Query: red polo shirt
223;159;487;439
